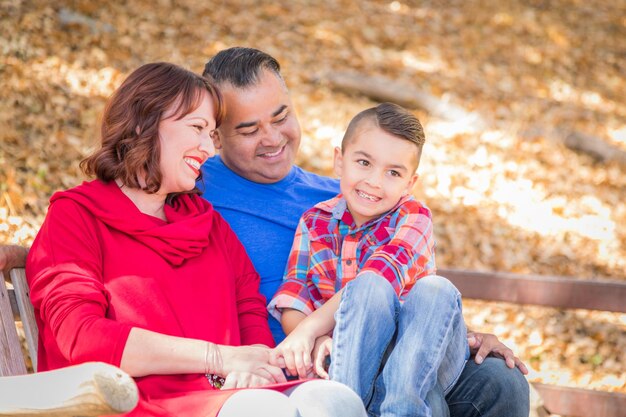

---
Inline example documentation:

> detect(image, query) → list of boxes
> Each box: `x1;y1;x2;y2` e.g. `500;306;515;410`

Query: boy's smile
356;189;381;202
334;122;419;227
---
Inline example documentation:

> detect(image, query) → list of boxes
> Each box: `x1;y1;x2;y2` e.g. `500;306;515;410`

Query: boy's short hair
203;47;283;88
341;102;425;170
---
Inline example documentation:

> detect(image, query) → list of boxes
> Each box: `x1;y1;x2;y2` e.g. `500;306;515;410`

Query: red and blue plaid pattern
268;194;436;319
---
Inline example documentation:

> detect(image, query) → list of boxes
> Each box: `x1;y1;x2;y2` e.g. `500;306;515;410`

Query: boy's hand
312;335;333;379
273;325;316;379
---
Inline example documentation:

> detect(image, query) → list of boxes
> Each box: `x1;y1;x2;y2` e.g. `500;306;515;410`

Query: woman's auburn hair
80;62;224;195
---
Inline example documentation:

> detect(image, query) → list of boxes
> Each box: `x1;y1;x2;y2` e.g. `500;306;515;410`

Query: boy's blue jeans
329;272;529;417
329;273;469;417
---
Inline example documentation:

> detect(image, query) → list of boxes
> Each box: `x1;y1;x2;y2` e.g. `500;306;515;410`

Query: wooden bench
441;268;626;417
3;266;624;416
0;268;138;416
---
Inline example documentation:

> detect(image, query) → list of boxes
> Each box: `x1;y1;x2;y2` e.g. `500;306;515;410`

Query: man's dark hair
203;47;282;87
342;102;425;169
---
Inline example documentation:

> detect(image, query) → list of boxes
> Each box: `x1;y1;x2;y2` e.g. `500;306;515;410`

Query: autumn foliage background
1;0;624;393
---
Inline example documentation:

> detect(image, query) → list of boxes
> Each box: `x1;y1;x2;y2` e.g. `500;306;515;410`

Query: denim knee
447;358;530;417
349;272;397;311
483;359;530;416
405;275;462;308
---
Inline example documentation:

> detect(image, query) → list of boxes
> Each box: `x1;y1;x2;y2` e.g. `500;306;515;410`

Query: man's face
213;70;301;184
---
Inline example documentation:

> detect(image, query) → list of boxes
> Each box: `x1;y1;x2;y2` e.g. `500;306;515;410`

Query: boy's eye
357;159;370;166
389;170;401;177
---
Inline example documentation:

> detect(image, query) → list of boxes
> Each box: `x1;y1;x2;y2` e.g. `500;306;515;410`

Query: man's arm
0;245;29;275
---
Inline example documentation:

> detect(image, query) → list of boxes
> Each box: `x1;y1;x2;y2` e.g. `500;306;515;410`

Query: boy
268;102;469;417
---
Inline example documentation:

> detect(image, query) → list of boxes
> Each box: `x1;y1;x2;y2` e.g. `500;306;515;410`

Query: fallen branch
58;8;115;34
522;126;626;166
328;72;626;166
326;71;479;123
562;130;626;165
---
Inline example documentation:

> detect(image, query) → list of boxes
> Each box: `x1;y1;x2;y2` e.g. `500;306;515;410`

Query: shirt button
346;259;352;266
325;237;331;242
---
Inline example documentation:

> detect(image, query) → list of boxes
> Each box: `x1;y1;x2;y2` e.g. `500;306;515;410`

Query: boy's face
334;123;419;227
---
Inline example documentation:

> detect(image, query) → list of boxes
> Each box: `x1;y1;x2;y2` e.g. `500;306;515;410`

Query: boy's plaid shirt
268;194;436;320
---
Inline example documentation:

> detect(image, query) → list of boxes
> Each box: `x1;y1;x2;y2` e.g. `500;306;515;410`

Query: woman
26;62;365;417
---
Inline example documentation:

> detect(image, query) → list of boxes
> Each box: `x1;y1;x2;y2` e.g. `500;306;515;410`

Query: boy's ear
404;173;419;195
333;147;343;177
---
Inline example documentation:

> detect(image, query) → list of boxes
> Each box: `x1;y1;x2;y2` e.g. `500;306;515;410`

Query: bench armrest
0;362;138;416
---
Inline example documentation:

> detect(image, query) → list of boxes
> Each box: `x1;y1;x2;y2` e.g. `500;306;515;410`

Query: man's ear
212;129;223;149
333;147;343;177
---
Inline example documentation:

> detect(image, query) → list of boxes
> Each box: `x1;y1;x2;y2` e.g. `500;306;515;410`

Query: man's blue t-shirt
198;155;339;343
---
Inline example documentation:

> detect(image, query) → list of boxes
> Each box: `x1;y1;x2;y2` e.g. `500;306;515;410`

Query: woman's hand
312;335;332;379
222;370;277;389
273;325;317;379
219;345;287;388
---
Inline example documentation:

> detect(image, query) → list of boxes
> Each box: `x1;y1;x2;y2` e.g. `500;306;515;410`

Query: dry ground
1;0;624;393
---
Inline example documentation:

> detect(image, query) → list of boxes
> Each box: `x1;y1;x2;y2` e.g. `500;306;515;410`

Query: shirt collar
315;194;413;230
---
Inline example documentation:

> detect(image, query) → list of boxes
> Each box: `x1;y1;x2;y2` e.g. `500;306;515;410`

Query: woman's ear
333;146;343;177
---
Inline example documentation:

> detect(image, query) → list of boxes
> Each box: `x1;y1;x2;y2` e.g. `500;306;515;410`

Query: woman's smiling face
158;92;217;194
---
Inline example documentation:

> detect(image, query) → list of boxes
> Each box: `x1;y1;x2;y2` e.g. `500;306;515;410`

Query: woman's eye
192;125;203;132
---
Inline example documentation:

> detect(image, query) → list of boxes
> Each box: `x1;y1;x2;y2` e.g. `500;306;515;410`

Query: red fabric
26;180;285;416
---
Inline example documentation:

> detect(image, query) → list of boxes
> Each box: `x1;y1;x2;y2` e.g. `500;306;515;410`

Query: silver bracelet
204;342;225;389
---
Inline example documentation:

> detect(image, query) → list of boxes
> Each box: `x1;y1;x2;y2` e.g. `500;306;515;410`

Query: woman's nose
200;131;216;158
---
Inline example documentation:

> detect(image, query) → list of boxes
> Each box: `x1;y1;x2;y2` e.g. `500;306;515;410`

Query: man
199;47;529;417
1;47;529;416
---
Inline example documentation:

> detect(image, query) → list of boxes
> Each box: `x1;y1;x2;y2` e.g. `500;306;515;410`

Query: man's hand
312;335;332;379
468;332;528;375
0;245;29;276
